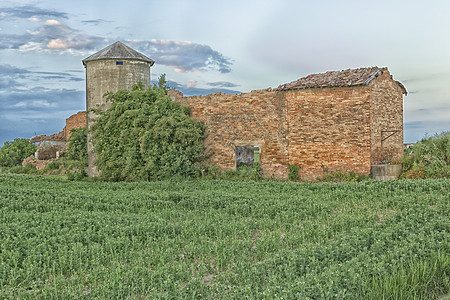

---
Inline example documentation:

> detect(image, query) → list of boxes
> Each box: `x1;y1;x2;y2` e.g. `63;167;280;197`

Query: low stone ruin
21;111;87;170
22;141;67;170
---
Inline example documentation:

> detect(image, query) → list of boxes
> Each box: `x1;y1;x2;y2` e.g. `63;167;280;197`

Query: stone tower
82;41;155;176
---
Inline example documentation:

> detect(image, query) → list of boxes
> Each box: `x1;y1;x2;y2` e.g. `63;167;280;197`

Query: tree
0;138;37;167
157;73;170;94
90;82;205;181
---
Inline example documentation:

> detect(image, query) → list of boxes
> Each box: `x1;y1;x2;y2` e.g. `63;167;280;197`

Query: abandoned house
27;42;407;179
170;67;407;179
81;42;406;179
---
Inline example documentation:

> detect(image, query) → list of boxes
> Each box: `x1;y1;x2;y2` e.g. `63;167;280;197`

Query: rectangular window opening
116;61;123;65
235;145;260;169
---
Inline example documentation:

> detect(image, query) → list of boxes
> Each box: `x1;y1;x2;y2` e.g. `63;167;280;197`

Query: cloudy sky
1;0;449;145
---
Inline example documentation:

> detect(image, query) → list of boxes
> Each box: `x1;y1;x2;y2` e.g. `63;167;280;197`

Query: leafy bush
318;169;370;182
66;127;87;163
67;169;88;181
401;132;450;179
288;164;300;181
7;163;37;174
0;138;36;167
90;82;205;181
216;163;262;181
45;160;61;171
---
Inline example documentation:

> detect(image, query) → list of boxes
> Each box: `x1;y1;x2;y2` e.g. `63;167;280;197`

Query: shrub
400;132;450;179
288;164;300;181
318;169;370;182
67;169;88;181
90;81;206;181
66;127;87;163
214;163;263;181
8;163;37;174
45;160;61;171
0;138;36;167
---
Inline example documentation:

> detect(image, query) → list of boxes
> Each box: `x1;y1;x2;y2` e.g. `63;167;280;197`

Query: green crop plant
0;174;448;298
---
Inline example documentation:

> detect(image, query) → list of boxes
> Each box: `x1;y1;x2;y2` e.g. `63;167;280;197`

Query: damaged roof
82;41;155;66
277;67;407;94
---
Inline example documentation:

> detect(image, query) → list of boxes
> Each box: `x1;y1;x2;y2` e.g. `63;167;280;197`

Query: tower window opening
116;61;123;65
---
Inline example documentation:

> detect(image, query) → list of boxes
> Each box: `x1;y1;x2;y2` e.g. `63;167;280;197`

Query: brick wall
284;86;372;179
171;72;404;179
172;89;289;178
369;71;404;164
63;111;87;139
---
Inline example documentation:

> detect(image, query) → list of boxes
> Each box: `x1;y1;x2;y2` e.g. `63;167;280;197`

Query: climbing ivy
66;127;88;163
90;82;205;181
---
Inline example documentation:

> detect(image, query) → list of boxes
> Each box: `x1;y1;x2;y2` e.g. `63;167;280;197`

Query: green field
0;174;448;299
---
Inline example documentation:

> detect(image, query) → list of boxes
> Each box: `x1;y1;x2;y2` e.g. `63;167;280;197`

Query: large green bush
401;132;450;178
90;82;205;181
0;138;36;167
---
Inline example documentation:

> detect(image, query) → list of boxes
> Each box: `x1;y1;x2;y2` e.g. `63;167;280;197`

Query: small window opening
116;61;123;65
235;145;259;169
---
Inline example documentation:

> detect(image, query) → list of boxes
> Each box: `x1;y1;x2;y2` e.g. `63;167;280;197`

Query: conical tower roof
82;41;155;66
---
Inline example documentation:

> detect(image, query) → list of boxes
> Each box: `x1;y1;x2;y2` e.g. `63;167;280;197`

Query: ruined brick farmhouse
28;41;407;179
170;67;406;179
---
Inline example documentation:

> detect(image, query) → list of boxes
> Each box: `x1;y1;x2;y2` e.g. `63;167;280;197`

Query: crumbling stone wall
25;111;87;169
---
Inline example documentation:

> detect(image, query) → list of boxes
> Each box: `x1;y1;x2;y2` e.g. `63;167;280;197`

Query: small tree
157;74;170;94
90;82;205;181
0;138;36;167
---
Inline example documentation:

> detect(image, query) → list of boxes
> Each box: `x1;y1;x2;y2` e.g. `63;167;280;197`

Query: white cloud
9;99;57;109
10;101;26;108
129;40;233;73
0;19;106;52
186;80;197;88
44;19;61;26
18;41;43;52
47;38;69;49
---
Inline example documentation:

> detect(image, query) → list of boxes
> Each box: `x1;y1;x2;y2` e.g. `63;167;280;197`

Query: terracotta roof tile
277;67;386;90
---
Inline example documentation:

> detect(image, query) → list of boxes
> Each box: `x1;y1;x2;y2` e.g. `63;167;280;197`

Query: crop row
0;174;448;298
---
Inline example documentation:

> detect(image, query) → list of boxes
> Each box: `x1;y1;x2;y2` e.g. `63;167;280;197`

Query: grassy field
0;174;448;299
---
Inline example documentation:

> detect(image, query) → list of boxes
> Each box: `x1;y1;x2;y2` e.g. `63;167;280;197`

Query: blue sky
1;0;449;146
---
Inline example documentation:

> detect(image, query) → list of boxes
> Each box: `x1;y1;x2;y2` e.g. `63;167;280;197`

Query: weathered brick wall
63;111;87;139
284;86;372;179
170;72;403;180
171;89;290;178
369;71;404;164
